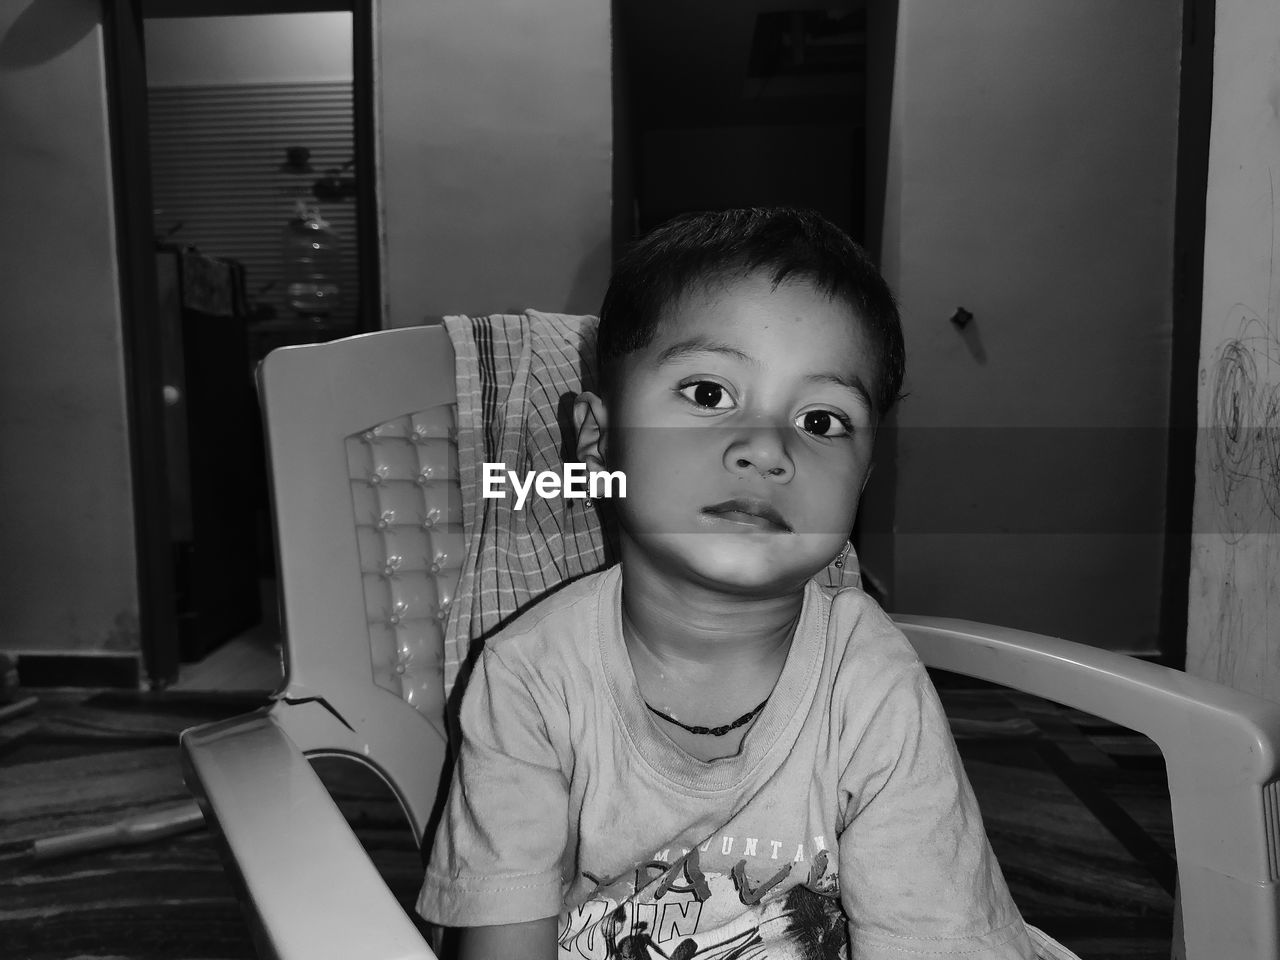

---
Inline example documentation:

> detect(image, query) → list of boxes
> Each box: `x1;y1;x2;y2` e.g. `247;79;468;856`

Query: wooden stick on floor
31;801;207;861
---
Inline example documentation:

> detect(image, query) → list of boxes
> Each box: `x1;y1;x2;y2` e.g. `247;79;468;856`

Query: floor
0;616;1176;959
169;580;284;695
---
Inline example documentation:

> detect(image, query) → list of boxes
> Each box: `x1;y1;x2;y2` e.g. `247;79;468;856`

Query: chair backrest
257;324;460;842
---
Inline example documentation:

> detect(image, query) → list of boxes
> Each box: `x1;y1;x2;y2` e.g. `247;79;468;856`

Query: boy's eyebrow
655;338;754;366
807;372;875;412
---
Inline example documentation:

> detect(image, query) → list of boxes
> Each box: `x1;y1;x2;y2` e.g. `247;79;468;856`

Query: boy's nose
724;426;794;481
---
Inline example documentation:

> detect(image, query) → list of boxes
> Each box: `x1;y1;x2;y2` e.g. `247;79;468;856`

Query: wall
0;2;139;656
144;13;351;85
880;0;1181;650
376;0;613;326
1187;1;1280;698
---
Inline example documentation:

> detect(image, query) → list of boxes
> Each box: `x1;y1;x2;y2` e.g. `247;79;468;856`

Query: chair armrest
181;711;437;960
894;614;1280;958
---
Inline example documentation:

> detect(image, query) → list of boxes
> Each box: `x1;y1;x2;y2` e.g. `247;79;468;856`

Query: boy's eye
796;409;850;437
679;381;733;409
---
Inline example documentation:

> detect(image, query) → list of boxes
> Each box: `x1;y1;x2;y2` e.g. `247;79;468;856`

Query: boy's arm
419;650;569;935
836;659;1036;958
451;918;559;960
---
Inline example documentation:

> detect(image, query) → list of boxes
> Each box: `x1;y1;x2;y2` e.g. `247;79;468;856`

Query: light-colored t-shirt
418;566;1060;959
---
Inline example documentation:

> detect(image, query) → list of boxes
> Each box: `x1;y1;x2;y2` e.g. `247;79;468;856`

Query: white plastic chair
181;323;1280;959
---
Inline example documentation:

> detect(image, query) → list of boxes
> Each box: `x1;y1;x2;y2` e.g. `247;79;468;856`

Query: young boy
418;209;1067;959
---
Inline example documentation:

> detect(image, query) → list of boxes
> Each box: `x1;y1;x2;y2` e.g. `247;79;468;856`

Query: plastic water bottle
282;201;341;320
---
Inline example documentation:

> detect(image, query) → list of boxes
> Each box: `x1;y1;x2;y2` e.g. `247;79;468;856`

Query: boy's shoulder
479;564;619;668
814;586;945;763
818;583;911;650
816;582;927;688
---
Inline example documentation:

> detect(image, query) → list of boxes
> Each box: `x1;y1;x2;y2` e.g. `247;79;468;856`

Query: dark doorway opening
612;0;899;603
615;2;868;240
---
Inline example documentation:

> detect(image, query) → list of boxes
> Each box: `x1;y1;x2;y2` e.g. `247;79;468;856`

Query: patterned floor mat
0;682;1174;959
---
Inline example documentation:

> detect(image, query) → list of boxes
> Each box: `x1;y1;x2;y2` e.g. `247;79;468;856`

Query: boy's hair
598;207;905;416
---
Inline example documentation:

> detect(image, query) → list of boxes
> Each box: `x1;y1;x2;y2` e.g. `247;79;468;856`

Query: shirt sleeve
837;655;1037;959
417;646;569;927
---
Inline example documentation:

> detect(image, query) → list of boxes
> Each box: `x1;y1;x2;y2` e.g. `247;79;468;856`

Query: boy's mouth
702;498;792;532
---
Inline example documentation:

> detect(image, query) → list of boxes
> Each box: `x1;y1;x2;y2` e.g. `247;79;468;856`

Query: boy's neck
618;552;805;671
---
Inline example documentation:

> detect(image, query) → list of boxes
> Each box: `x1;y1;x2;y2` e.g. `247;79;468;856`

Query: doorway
615;2;867;238
613;0;894;601
107;0;380;687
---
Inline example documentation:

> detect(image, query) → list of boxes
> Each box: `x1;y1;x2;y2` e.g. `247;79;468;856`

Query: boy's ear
573;391;609;469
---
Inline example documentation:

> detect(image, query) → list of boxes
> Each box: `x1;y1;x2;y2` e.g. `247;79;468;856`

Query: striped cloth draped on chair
442;310;612;701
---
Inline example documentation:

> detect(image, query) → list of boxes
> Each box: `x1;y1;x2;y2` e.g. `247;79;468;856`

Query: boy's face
583;271;880;596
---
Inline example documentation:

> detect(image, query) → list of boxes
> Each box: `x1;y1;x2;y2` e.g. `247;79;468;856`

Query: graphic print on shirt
558;834;845;960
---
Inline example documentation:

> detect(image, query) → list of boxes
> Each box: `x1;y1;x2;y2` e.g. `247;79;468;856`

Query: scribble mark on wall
1206;168;1280;539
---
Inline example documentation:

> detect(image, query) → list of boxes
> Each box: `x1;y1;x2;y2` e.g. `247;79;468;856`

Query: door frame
104;0;382;686
1159;0;1214;669
104;0;177;687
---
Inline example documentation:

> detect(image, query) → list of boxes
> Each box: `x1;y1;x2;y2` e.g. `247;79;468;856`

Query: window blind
148;80;359;327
